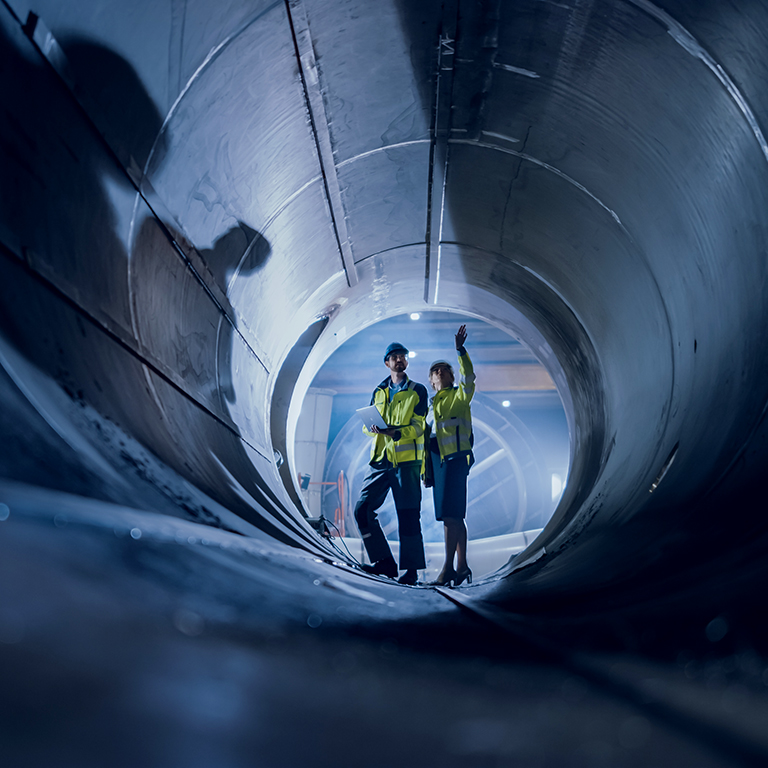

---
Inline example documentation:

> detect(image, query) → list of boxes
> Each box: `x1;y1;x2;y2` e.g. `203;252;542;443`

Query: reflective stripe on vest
395;442;425;455
369;378;425;465
438;434;455;454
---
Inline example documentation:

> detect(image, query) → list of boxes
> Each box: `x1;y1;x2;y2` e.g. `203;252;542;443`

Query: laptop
355;405;388;431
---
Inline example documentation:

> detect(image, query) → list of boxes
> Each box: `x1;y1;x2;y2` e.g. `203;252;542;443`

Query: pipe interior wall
2;0;768;625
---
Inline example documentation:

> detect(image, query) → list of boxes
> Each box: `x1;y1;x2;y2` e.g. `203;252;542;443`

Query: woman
425;324;475;586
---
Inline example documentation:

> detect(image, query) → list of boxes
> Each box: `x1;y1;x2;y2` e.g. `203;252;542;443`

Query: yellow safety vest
428;350;475;462
364;377;427;466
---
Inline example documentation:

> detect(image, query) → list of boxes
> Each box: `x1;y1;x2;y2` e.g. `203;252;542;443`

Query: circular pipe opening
290;311;571;581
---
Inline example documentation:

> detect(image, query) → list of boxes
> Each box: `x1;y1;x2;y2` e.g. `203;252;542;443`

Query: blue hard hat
384;342;409;362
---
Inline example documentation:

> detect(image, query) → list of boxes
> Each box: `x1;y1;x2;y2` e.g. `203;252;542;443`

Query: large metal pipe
2;0;768;643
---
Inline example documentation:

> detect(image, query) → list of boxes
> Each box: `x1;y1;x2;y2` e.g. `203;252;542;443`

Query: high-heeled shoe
454;567;472;586
428;567;456;587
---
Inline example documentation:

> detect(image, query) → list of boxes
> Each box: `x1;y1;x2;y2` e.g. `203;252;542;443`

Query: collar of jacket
377;374;412;391
430;385;458;403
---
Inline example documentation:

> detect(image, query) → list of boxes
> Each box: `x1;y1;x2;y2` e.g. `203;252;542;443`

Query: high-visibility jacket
427;349;475;462
363;376;428;466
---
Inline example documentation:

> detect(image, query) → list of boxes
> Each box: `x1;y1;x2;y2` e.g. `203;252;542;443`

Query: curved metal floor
2;0;768;764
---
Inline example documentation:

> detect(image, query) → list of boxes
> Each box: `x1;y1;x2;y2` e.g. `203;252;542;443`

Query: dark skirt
431;447;470;521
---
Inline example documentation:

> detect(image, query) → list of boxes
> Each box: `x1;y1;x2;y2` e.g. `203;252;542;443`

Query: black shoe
361;557;397;578
397;569;418;585
428;567;456;587
454;567;472;586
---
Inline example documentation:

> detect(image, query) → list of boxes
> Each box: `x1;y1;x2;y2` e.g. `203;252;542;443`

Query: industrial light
502;400;510;407
410;312;420;320
409;351;418;358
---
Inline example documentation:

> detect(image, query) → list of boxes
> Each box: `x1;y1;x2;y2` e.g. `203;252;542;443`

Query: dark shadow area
199;222;270;305
0;18;138;499
0;14;312;544
58;36;166;172
1;495;763;768
0;24;130;326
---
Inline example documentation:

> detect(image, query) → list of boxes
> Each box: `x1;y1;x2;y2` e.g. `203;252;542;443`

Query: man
354;341;428;585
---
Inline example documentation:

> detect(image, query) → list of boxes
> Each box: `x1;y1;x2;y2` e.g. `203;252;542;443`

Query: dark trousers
354;462;426;570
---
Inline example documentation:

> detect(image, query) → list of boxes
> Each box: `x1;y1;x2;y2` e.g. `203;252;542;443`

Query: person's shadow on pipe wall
62;34;308;540
199;223;271;406
59;36;167;173
129;214;309;540
0;23;307;540
129;215;269;413
0;23;150;498
0;27;137;333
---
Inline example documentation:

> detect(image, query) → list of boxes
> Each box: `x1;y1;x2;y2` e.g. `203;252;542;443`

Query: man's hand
455;324;468;350
371;425;401;439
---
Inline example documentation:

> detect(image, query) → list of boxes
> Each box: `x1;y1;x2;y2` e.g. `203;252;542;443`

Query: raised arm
455;324;475;400
455;324;467;352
